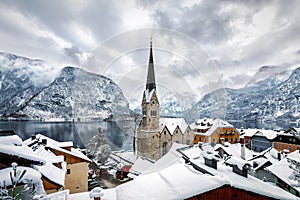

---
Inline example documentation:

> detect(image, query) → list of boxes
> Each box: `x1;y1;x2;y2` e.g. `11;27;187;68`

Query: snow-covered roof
117;163;228;200
46;144;91;162
189;118;213;130
142;143;187;174
214;143;253;160
129;157;154;176
237;128;259;137
189;157;298;200
144;89;155;103
195;118;235;136
0;135;23;146
249;147;281;170
224;156;250;170
32;146;66;186
0;144;45;164
252;129;280;140
159;117;189;134
266;151;300;193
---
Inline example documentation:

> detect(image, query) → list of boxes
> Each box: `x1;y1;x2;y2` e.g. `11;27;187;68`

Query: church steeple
146;37;156;92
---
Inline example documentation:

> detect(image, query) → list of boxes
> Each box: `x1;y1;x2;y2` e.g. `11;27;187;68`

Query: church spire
146;37;156;92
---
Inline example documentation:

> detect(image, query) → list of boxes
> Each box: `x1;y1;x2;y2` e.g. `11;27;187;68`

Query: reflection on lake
0;121;134;151
230;120;299;130
0;120;297;150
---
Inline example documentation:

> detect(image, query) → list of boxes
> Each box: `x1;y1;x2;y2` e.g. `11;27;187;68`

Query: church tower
137;38;160;159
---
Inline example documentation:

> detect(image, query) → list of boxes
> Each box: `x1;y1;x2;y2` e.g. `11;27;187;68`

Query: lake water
0;121;134;151
0;120;297;151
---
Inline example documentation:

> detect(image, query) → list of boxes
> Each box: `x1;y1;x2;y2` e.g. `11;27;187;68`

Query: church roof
159;118;189;134
145;38;156;92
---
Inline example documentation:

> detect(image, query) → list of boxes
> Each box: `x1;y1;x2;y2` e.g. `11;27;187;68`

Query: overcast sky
1;0;300;102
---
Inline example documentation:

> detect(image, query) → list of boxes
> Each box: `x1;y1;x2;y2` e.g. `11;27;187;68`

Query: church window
151;110;156;117
186;140;190;145
162;142;167;155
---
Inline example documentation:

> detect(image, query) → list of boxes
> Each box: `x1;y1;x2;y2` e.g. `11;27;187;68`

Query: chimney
241;140;246;160
204;152;218;169
89;187;104;200
277;152;281;161
41;139;47;145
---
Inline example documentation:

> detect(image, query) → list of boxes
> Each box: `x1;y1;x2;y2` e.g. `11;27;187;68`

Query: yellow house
24;134;91;194
192;118;240;145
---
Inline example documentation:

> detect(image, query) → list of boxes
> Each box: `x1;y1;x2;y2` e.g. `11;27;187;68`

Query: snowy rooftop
237;128;260;137
0;134;23;146
253;129;281;140
189;118;213;130
159;117;189;134
129;157;154;176
214;143;254;160
194;118;235;136
32;146;66;186
267;150;300;193
144;88;155;103
117;163;228;200
0;144;45;165
46;144;91;162
142;143;187;174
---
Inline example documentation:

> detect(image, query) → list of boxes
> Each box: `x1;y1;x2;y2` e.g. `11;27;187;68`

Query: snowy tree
288;158;300;187
0;163;44;200
96;144;112;164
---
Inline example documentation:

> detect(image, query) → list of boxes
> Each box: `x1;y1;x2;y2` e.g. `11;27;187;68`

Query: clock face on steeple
152;100;155;105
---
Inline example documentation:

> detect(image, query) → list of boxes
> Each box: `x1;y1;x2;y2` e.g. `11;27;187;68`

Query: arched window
162;142;168;155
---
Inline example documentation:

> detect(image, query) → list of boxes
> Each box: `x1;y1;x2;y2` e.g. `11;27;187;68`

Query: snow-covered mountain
129;91;196;118
186;67;300;122
0;53;130;120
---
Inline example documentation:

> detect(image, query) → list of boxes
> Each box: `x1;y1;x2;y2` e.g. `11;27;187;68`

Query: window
274;143;278;148
282;144;285;149
186;140;190;145
151;110;156;117
162;142;167;155
288;145;292;150
67;169;71;174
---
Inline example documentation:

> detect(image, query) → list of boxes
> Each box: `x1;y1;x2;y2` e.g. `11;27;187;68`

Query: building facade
192;118;240;145
136;39;193;160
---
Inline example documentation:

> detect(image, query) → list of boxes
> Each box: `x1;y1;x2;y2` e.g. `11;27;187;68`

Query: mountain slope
187;67;300;122
0;52;130;120
19;67;130;120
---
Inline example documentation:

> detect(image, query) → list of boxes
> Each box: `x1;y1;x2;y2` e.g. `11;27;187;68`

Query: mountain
0;52;130;120
0;52;54;116
129;91;196;118
187;67;300;122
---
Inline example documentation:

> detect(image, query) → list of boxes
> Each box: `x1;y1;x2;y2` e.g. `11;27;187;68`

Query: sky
1;0;300;102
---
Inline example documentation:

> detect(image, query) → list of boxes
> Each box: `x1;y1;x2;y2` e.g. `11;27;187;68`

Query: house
267;150;300;197
192;118;240;145
136;39;194;160
248;147;282;182
272;132;300;153
238;128;259;149
23;134;91;194
251;130;279;152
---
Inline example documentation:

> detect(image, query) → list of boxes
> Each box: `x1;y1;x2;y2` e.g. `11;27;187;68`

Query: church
136;39;194;160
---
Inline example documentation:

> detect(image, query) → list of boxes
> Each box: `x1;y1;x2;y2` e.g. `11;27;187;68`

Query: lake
0;120;297;151
0;120;134;151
